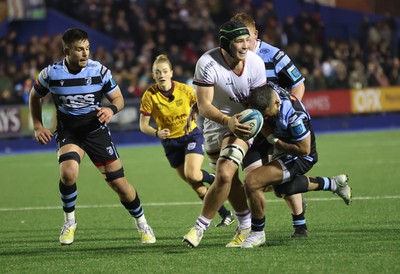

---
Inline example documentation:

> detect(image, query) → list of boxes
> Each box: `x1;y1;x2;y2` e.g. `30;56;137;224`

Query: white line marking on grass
1;195;399;212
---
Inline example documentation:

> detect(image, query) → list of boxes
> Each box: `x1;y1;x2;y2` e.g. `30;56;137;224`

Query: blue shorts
161;127;205;168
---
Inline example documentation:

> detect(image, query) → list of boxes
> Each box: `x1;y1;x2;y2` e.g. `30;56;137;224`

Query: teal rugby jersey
267;85;317;163
255;40;305;90
33;59;118;131
34;59;118;116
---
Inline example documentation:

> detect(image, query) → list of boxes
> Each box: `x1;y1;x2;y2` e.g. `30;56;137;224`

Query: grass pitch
1;130;399;273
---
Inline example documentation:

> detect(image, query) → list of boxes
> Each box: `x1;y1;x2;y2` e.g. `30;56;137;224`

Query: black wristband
108;104;118;114
155;130;158;137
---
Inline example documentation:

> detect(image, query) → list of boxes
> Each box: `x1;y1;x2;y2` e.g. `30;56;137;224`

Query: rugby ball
235;109;264;141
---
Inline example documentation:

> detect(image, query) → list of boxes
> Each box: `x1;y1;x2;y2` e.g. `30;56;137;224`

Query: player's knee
104;167;125;182
60;166;79;183
184;169;198;184
58;151;81;164
243;173;258;193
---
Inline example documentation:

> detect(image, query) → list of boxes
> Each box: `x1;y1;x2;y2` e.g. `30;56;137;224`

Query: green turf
1;130;400;273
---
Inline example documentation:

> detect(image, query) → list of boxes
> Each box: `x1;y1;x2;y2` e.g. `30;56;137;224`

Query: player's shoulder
86;59;105;70
197;48;219;63
44;60;63;72
259;41;280;54
39;60;63;80
246;50;265;69
143;83;158;96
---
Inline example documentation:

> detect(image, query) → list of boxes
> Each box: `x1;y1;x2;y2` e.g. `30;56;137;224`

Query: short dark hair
62;28;89;48
248;85;274;112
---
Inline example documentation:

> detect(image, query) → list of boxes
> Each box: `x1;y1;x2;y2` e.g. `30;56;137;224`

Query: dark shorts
242;137;272;169
162;127;204;168
276;154;316;181
55;125;119;165
243;135;317;180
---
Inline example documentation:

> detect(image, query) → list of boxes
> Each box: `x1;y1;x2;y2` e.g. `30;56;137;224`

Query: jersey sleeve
192;55;215;87
33;67;50;97
100;65;119;95
287;112;310;142
140;90;153;116
273;50;305;89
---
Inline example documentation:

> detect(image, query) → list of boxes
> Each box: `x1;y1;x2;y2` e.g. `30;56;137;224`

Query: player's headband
219;21;250;58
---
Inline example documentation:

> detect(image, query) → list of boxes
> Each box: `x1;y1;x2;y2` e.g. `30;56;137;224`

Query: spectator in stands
0;66;16;105
348;59;367;89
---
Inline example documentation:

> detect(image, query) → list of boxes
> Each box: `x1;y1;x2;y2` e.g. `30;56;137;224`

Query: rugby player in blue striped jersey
29;28;155;245
231;13;309;238
241;84;352;248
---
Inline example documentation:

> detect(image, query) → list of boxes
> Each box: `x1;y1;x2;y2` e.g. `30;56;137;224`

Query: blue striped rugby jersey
34;59;118;116
255;39;305;90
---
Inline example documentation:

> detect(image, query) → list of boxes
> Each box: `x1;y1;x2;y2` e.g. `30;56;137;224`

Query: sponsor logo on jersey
288;114;298;123
288;65;302;81
275;50;284;61
203;60;215;80
290;119;306;137
58;94;96;108
110;77;117;88
260;48;270;54
225;77;233;86
42;68;48;80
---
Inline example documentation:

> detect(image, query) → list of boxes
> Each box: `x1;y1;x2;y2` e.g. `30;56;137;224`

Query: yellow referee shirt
140;81;197;138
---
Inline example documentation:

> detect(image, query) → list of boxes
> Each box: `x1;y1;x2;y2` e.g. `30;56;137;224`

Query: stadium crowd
0;0;399;105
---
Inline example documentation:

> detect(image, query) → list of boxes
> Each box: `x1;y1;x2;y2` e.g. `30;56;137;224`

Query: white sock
135;215;147;229
330;178;338;192
195;215;212;231
234;209;251;230
64;211;75;224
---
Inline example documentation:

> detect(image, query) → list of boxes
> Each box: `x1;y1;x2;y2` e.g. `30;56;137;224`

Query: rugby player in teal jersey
29;28;155;245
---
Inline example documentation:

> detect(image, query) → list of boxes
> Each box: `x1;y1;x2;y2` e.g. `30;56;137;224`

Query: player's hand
185;103;199;134
96;106;113;125
228;113;251;139
157;128;170;140
34;127;53;145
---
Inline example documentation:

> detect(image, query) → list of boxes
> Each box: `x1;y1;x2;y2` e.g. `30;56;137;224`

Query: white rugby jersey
193;48;266;117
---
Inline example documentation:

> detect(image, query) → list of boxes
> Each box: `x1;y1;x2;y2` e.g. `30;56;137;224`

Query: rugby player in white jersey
183;20;266;248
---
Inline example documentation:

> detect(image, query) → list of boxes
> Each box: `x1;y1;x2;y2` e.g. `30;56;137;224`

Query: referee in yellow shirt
140;54;234;227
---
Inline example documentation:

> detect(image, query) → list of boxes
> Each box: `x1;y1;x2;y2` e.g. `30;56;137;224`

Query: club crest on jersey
175;99;183;107
106;146;114;155
85;77;92;85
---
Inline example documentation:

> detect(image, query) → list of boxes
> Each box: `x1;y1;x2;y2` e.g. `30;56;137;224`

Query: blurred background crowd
0;0;399;105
